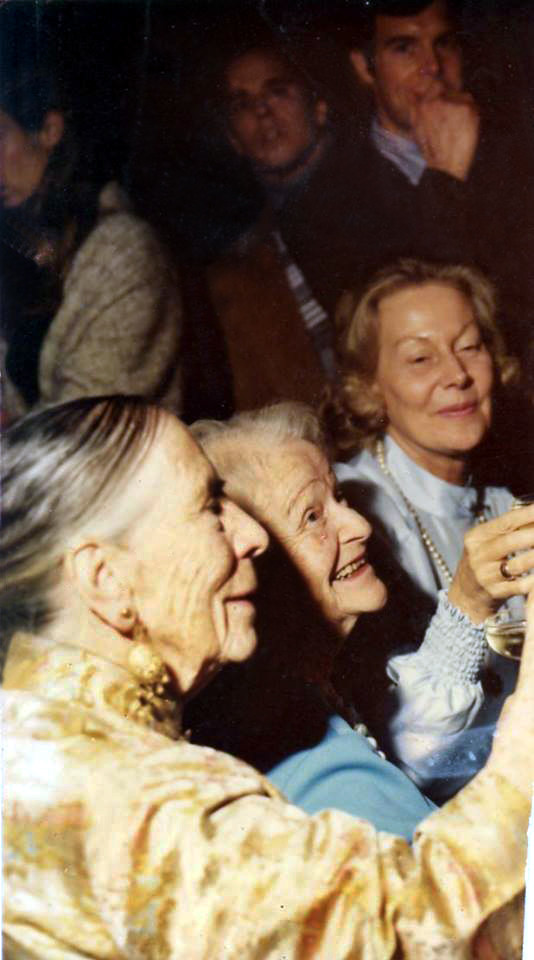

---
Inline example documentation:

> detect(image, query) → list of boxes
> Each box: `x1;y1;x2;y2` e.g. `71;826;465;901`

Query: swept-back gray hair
194;401;325;449
192;403;328;523
0;396;160;650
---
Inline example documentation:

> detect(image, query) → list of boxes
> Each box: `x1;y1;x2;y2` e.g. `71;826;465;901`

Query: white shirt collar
370;117;427;186
383;434;480;519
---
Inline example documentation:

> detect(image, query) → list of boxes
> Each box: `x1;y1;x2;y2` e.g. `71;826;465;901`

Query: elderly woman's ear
63;541;136;633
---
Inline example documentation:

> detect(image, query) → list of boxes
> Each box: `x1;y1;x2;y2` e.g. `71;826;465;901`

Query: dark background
3;0;534;262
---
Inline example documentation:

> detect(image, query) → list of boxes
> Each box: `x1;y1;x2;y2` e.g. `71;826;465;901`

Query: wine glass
485;495;534;660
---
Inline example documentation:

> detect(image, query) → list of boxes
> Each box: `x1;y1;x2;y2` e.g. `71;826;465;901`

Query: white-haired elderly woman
189;402;534;821
2;394;532;958
323;258;527;801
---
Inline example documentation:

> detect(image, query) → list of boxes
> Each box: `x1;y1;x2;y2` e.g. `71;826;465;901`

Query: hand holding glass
485;496;534;659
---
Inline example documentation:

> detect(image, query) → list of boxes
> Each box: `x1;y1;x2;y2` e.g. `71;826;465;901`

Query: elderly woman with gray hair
1;394;533;957
189;397;534;821
2;395;533;957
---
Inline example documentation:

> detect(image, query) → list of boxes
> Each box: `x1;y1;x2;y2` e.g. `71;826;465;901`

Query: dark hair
0;396;161;656
222;40;319;108
0;25;102;248
0;70;100;233
1;63;65;133
0;55;104;402
347;0;458;62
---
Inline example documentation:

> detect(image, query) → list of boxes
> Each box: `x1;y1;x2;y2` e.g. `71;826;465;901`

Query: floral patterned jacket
2;632;527;959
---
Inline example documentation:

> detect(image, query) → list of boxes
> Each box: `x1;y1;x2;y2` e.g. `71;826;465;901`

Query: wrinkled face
229;439;387;636
225;49;327;176
124;416;268;695
361;1;463;136
0;109;51;207
373;282;494;476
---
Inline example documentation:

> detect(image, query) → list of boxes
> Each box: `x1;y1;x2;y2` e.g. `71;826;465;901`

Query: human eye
269;81;292;98
205;478;226;519
389;38;416;55
227;95;249;117
457;332;482;353
436;31;459;51
207;497;223;516
302;502;324;527
407;352;431;365
334;485;348;506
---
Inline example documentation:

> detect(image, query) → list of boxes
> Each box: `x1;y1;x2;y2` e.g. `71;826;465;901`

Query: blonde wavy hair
324;259;518;454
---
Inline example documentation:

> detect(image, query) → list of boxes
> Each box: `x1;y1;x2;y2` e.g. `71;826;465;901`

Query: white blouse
336;434;518;802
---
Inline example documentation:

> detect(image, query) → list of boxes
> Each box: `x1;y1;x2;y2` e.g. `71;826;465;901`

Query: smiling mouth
437;402;478;417
333;556;367;581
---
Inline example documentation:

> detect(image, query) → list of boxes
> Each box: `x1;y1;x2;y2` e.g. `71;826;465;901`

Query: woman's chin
334;565;387;601
334;574;388;632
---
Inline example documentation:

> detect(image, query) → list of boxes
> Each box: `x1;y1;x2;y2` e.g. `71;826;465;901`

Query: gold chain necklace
375;438;485;588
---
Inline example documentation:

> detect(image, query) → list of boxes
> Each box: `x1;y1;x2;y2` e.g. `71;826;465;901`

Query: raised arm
84;599;534;957
382;504;534;799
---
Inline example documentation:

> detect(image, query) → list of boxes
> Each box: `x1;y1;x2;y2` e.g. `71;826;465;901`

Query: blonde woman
327;258;523;800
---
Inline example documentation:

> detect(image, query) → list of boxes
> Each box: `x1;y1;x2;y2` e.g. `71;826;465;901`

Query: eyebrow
382;26;455;49
226;75;293;99
383;32;419;48
286;477;320;516
394;334;432;347
393;321;479;348
286;474;334;516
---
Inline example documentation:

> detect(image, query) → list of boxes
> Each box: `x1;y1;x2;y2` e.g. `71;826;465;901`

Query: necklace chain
375;438;485;588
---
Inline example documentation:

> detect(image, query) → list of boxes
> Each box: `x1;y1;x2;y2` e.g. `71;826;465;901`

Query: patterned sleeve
81;741;526;959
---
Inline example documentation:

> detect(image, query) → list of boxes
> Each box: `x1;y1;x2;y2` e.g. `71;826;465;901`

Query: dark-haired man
224;46;329;193
206;44;336;412
351;0;480;183
277;0;534;357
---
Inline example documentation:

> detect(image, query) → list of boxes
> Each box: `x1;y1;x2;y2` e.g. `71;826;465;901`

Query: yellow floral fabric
2;633;527;959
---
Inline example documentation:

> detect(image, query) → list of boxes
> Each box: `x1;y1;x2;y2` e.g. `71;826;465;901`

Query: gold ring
500;559;517;581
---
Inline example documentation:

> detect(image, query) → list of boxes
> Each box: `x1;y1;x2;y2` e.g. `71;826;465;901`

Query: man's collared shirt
371;117;427;185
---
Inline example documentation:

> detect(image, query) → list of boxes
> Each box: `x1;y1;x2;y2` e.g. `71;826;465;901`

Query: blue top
267;712;436;841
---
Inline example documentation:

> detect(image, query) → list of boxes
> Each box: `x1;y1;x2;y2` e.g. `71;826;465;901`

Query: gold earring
121;607;133;620
127;620;169;688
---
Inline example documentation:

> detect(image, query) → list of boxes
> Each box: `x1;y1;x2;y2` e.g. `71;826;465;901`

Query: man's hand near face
409;85;480;181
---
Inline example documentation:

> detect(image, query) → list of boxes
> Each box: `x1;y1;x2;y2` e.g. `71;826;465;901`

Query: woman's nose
337;500;372;543
441;352;470;387
224;499;269;558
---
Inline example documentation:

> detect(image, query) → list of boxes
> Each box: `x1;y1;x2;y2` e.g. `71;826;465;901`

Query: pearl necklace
375;438;485;588
353;722;387;760
321;679;387;759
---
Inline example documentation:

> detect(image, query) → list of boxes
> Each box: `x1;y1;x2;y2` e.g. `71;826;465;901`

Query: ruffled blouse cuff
409;589;488;684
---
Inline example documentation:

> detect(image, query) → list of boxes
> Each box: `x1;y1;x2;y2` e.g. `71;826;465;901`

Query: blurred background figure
0;20;183;425
204;38;336;412
278;0;534;369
